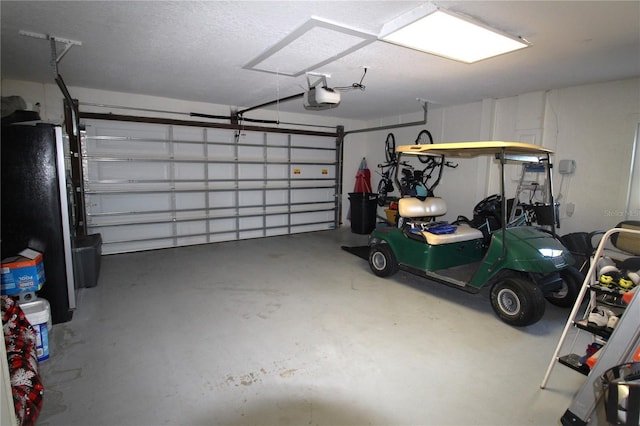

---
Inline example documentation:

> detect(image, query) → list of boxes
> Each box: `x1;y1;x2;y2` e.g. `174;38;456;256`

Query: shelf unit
81;121;339;254
540;227;640;425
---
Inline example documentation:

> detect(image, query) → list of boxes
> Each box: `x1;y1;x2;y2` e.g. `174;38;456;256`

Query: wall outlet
559;159;576;174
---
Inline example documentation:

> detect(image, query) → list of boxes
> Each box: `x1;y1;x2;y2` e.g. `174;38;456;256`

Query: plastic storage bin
72;233;102;288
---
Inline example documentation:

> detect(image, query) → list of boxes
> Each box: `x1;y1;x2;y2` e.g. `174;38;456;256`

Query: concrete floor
37;228;596;425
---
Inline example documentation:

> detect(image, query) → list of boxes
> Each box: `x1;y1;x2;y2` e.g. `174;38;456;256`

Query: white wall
342;101;492;224
343;78;640;235
493;79;639;234
541;79;640;233
3;77;639;234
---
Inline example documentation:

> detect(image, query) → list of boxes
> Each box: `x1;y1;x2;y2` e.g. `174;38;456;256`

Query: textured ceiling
1;1;639;121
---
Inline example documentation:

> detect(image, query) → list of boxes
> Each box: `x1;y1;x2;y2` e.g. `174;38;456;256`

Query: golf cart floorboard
434;262;482;282
402;262;482;293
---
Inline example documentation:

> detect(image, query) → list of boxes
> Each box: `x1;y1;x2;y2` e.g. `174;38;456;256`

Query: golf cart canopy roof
397;141;553;161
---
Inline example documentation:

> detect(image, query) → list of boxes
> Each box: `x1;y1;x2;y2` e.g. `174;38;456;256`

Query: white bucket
20;298;51;362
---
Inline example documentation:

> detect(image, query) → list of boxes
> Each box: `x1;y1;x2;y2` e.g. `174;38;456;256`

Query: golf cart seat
610;221;640;257
398;197;483;245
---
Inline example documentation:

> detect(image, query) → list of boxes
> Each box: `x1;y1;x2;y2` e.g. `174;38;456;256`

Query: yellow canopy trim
397;141;553;158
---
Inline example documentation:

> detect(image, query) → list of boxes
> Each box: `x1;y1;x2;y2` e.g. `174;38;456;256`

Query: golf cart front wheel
369;244;399;277
490;277;546;326
546;266;582;308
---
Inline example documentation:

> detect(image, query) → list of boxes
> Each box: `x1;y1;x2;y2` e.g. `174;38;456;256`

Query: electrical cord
334;67;367;91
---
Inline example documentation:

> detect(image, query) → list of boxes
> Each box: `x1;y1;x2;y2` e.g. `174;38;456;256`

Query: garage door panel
291;134;334;149
87;193;172;214
173;162;206;180
89;161;169;181
267;147;288;160
266;215;288;227
238;145;264;159
175;193;206;209
291;211;333;225
173;126;205;141
208;164;235;180
176;220;207;235
237;131;263;145
238;191;263;206
266;164;288;180
265;190;288;204
205;129;236;143
266;132;288;146
208;192;236;208
291;188;334;203
83;120;337;254
238;164;264;180
207;144;235;159
100;222;174;241
209;218;236;231
173;142;205;157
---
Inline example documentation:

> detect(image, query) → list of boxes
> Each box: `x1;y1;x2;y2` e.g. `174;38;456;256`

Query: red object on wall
354;157;371;193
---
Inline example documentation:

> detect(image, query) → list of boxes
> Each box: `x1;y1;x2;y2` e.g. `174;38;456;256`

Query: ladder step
558;354;590;376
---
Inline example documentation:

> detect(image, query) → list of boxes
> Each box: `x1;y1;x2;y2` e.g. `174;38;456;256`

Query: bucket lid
20;299;51;324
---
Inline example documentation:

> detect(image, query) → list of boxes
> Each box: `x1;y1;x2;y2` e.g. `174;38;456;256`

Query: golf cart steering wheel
474;194;502;217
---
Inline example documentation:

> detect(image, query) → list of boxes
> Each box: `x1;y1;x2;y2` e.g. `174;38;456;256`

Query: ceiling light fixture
244;17;376;77
379;4;530;63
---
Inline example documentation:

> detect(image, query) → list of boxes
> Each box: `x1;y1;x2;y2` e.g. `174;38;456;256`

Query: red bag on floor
2;296;44;426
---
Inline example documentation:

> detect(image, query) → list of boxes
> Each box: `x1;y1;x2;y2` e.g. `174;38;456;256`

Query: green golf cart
368;141;581;326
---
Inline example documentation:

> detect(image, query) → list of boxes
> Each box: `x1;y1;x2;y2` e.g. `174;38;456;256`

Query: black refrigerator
1;122;76;324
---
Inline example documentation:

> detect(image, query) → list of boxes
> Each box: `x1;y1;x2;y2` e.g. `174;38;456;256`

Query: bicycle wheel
415;129;433;145
415;130;434;164
385;133;396;163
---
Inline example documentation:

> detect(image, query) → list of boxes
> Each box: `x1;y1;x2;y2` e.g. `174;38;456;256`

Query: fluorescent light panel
381;7;529;63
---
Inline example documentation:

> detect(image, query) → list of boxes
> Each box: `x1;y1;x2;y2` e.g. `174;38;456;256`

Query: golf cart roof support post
545;154;558;234
336;125;345;227
394;154;401;195
498;148;508;265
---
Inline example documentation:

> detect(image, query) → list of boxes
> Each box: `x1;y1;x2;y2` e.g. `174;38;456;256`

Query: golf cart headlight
538;248;564;258
539;248;567;267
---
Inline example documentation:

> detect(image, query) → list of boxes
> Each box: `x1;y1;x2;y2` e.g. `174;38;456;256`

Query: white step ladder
540;227;640;425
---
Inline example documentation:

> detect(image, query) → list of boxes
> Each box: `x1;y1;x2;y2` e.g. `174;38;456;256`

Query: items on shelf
587;305;621;331
596;256;640;292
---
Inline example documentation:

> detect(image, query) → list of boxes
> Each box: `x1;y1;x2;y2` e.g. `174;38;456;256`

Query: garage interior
1;1;640;425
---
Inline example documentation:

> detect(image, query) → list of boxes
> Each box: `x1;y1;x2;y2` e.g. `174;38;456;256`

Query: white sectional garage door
82;120;338;254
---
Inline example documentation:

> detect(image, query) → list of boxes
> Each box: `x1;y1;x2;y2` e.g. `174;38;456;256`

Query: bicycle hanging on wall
376;130;458;206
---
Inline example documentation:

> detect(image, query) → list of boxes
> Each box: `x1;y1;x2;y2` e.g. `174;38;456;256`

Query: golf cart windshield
396;140;557;244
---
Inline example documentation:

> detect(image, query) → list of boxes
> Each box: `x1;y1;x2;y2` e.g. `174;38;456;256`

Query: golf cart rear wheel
369;244;399;277
490;276;546;326
546;266;582;308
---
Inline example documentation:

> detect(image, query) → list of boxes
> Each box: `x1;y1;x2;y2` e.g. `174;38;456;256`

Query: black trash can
72;233;102;288
349;192;378;234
